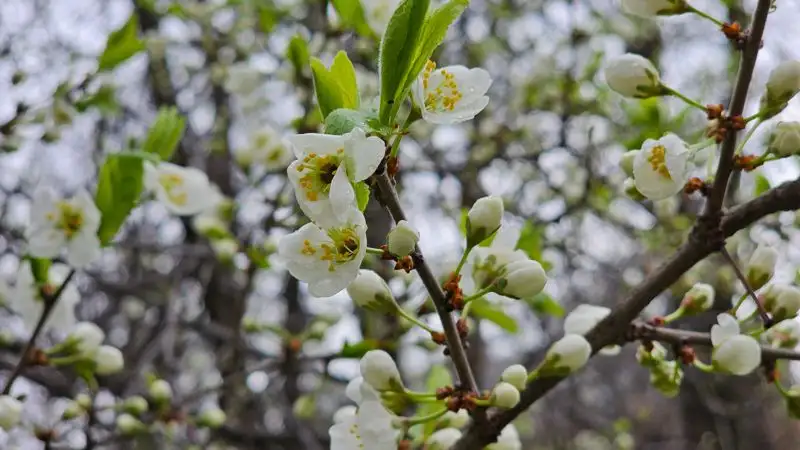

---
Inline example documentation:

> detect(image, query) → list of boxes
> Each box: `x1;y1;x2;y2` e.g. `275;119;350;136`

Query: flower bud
542;334;592;375
466;196;503;247
68;322;105;356
763;319;800;349
359;350;403;392
624;178;646;201
442;409;470;429
333;405;357;423
211;238;239;261
768;122;800;157
490;382;520;408
428;428;463;449
680;283;715;315
122;396;149;416
763;284;800;321
93;346;124;375
745;245;778;290
75;393;92;410
712;335;761;375
116;413;145;435
564;304;619;356
149;379;173;403
620;150;638;176
604;54;663;98
0;395;22;431
488;424;521;450
620;0;689;17
387;220;419;257
761;61;800;118
192;215;228;239
496;259;547;299
500;364;528;391
62;400;85;420
292;394;316;419
197;408;226;429
649;360;683;398
346;270;398;314
636;342;667;369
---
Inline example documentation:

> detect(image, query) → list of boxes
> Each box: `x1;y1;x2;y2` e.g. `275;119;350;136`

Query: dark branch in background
721;247;770;324
456;1;776;446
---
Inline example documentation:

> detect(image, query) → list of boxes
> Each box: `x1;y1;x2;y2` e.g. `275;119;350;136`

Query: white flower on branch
27;186;101;268
491;382;521;408
632;133;691;200
347;270;398;314
412;61;492;124
93;345;124;375
768;121;800;157
501;364;528;391
144;162;217;216
66;322;105;357
710;313;761;375
10;261;79;334
763;319;800;349
604;53;663;98
0;395;22;431
287;128;384;228
495;259;547;299
235;126;293;171
761;60;800;118
464;224;528;294
564;304;619;356
330;377;398;450
620;0;689;17
680;283;715;315
466;195;504;247
386;220;419;257
486;424;522;450
359;350;404;392
763;284;800;322
745;245;778;290
542;334;592;374
278;207;367;297
428;428;462;449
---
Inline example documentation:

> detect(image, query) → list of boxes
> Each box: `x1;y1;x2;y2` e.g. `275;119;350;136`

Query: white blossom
487;424;522;450
27;186;101;268
386;220;419;257
116;413;144;435
621;0;688;17
286;128;384;228
442;409;470;429
149;379;173;402
466;196;504;245
711;313;761;375
333;405;357;423
144;162;217;215
604;54;663;98
346;270;397;314
564;304;619;355
501;364;528;391
632;133;691;200
67;322;105;356
412;61;492;124
761;61;800;117
491;382;520;408
763;319;800;349
497;259;547;299
93;345;124;375
359;350;403;392
10;261;80;334
234;127;293;171
428;428;462;449
680;283;715;314
745;245;778;290
620;150;638;176
329;377;398;450
768;121;800;157
278;207;367;297
544;334;592;373
0;395;22;431
763;284;800;321
464;224;528;295
198;408;226;429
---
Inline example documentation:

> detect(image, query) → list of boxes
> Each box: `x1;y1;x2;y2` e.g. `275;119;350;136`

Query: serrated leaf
527;293;564;317
98;14;145;72
378;0;430;125
142;107;185;161
339;339;382;358
331;51;360;109
754;173;771;196
470;298;518;333
330;0;374;37
354;182;371;211
287;35;309;76
325;108;367;135
95;154;145;244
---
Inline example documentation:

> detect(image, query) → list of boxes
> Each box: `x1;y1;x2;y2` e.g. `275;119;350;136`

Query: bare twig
720;247;770;324
2;269;77;394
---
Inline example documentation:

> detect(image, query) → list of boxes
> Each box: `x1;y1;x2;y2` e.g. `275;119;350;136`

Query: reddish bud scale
436;386;455;400
706;104;724;120
456;319;469;339
431;331;447;345
678;346;696;365
649;316;665;327
683;177;706;195
734;155;760;171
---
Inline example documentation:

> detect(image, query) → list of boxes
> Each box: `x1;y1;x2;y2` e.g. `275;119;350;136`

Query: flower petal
329;165;357;218
66;230;101;268
345;131;385;181
286;133;345;159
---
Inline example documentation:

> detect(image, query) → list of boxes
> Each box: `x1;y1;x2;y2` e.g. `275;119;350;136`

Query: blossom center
422;60;463;112
295;151;344;202
48;202;84;239
647;145;672;180
299;224;361;272
472;254;504;289
159;173;188;206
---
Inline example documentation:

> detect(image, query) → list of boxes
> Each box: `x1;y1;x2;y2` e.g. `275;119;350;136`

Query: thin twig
2;269;77;394
373;172;485;423
720;247;770;324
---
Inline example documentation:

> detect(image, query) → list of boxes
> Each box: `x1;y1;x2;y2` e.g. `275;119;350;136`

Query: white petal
27;226;65;259
714;335;761;375
329;165;357;217
461;67;493;101
345;132;385;181
66;230;101;268
423;96;490;124
143;162;159;191
287;162;339;229
277;224;330;280
309;272;358;298
72;190;101;232
411;76;425;108
345;377;365;403
286;133;345;159
30;186;58;226
491;224;521;250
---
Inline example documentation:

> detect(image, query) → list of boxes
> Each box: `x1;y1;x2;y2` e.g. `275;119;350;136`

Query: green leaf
754;173;771;196
287;35;309;76
330;0;374;37
142;107;185;161
311;58;348;119
338;339;382;358
470;298;518;333
516;221;543;261
28;258;52;285
354;182;371;211
421;365;451;437
95;154;145;244
378;0;430;125
331;51;360;109
74;85;119;116
527;293;564;317
258;6;279;34
325;108;367;135
98;14;146;72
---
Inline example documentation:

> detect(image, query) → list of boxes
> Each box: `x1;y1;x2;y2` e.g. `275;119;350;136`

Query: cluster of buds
635;342;683;398
705;104;745;143
443;272;465;311
436;385;482;413
721;22;747;48
379;244;415;272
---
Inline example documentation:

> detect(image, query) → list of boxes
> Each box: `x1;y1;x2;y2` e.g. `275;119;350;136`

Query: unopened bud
466;196;503;247
346;270;398;314
387;220;419;257
359;350;404;392
197;408;226;429
604;53;664;98
620;150;638;176
768;122;800;157
680;283;715;315
495;259;547;299
500;364;528;391
292;394;316;419
122;396;149;416
745;245;778;290
490;382;520;408
541;334;592;375
763;284;800;321
116;413;145;435
149;379;173;403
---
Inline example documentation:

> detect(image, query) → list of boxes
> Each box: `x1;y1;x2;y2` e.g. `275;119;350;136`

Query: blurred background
2;0;800;448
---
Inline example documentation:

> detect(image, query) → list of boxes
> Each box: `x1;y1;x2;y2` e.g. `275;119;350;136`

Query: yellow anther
647;145;672;179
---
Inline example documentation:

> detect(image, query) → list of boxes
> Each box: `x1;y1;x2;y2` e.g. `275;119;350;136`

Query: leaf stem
396;307;437;334
734;118;763;155
663;85;708;112
686;4;726;27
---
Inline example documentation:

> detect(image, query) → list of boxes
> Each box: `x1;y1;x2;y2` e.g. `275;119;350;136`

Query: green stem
686;4;726;27
731;292;749;315
526;367;541;383
461;301;474;318
453;247;473;279
389;109;420;158
744;111;763;123
462;286;495;304
403;388;439;400
473;399;492;407
693;359;715;373
663;85;708;112
662;306;685;324
366;247;385;255
775;380;792;398
402;407;448;426
396;307;437;334
734;118;763;155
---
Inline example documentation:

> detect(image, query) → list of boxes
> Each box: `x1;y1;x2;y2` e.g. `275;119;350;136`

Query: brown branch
627;321;800;361
373;172;485;423
720;246;770;324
